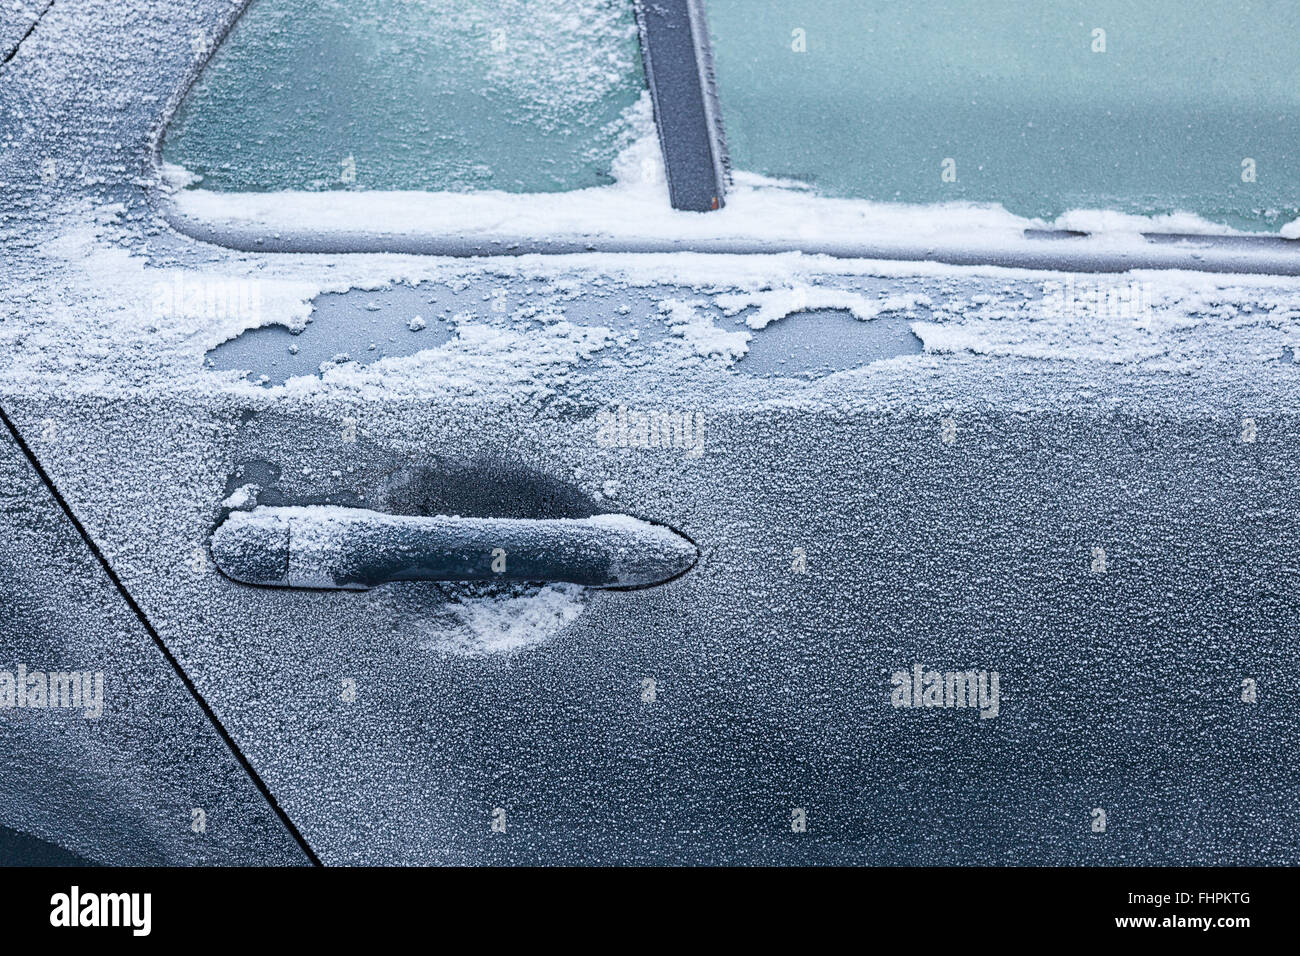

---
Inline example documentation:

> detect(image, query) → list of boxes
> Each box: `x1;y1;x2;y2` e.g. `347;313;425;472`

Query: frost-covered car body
1;0;1299;866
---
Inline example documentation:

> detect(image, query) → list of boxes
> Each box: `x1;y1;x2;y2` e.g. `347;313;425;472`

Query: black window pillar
633;0;730;212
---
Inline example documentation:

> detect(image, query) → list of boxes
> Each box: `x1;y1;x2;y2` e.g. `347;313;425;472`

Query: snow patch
433;583;589;656
221;483;259;510
659;298;750;362
716;287;932;330
160;161;202;191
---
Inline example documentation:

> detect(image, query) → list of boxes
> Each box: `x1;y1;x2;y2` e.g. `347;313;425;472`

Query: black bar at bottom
0;866;1273;941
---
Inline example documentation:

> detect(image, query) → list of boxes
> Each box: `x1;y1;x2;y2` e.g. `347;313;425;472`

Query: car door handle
210;506;698;590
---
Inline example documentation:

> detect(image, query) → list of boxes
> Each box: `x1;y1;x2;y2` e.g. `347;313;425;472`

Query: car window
706;0;1300;232
163;0;646;193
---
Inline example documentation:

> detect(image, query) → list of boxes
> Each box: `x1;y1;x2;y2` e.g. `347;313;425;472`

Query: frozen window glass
707;0;1300;231
163;0;646;193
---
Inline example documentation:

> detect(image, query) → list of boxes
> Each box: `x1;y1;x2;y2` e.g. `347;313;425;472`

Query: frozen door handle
211;506;698;589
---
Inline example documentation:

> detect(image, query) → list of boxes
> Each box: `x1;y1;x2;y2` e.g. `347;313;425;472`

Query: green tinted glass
164;0;646;193
707;0;1300;231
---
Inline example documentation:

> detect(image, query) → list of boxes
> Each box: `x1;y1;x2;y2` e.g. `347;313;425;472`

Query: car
1;0;1298;869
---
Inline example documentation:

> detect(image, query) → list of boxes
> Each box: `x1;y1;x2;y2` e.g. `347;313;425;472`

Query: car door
2;0;1299;865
